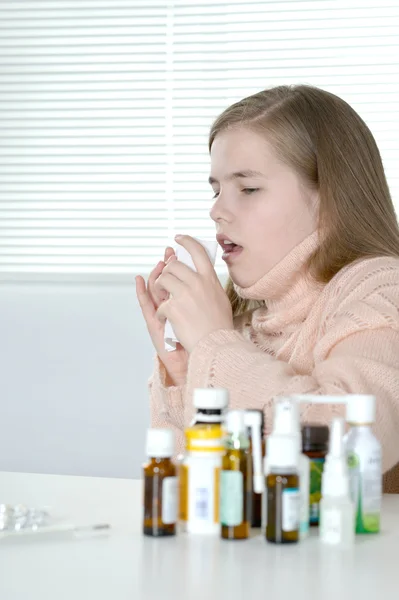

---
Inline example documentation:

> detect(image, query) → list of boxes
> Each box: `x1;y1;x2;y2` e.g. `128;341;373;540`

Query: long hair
209;85;399;316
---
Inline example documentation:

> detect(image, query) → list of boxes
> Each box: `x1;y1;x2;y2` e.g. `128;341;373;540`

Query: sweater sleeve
147;311;252;449
186;324;399;475
148;356;186;454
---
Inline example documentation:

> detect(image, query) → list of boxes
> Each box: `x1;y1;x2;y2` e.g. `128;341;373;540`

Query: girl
136;85;399;492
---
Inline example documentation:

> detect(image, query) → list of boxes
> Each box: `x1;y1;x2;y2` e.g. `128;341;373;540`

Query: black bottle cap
301;424;329;452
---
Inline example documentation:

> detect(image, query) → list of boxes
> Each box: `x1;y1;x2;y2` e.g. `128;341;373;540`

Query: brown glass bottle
143;429;177;537
220;411;252;540
265;435;300;544
302;425;329;526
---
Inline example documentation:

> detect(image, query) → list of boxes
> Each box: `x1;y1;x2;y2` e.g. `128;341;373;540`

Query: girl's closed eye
242;187;260;195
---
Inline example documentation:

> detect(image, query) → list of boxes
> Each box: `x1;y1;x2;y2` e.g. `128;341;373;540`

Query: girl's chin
226;268;257;289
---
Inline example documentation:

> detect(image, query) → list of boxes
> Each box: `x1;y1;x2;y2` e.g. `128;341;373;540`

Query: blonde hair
209;85;399;316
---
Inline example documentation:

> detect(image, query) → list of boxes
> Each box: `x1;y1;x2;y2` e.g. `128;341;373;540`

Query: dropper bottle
319;417;354;546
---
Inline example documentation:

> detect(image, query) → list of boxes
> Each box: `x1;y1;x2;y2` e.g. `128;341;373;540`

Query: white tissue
164;238;218;352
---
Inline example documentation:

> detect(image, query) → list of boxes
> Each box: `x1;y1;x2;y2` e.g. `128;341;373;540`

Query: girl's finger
135;276;156;323
174;235;213;275
154;271;185;298
163;257;196;283
156;301;169;324
148;261;167;306
164;246;175;263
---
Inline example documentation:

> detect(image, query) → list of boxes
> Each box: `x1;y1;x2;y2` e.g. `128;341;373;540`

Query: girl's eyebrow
208;169;265;185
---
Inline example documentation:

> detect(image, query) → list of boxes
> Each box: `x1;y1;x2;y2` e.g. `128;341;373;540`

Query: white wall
0;282;153;479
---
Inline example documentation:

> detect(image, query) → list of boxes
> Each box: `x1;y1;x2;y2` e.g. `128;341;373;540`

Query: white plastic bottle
179;423;224;535
264;398;310;539
345;394;382;534
319;417;354;547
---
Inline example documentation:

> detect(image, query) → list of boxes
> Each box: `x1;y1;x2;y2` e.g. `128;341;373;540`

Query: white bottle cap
267;435;299;471
273;397;301;453
274;397;300;435
146;429;174;458
346;394;376;425
193;388;229;410
225;410;246;434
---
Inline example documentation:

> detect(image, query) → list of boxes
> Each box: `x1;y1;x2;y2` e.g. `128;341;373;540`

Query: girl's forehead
210;129;277;172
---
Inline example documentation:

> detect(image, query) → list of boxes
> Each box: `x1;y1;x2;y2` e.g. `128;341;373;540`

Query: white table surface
0;471;398;600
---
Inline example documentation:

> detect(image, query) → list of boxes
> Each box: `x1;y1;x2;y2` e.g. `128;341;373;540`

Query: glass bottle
267;398;309;539
143;429;177;537
220;410;252;540
266;434;300;544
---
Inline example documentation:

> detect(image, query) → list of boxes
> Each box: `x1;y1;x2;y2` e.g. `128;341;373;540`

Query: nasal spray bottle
319;418;354;547
265;398;310;539
164;238;218;352
244;410;265;527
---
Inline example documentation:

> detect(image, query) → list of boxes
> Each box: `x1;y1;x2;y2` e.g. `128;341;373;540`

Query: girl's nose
209;193;232;224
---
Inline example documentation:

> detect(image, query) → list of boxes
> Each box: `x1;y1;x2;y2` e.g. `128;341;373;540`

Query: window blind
1;0;398;281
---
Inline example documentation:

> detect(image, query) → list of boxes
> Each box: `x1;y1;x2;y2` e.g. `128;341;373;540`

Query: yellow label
179;464;189;522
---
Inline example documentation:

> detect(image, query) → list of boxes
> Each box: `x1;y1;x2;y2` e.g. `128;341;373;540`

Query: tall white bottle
320;418;355;547
345;395;382;534
264;398;310;539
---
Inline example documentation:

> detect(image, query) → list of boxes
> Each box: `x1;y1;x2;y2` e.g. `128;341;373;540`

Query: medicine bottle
266;434;300;544
143;429;177;537
302;424;329;526
220;410;252;540
179;424;224;535
266;398;309;538
345;394;382;534
244;409;265;527
320;418;354;547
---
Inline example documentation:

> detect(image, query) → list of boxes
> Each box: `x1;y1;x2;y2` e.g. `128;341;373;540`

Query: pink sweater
149;233;399;492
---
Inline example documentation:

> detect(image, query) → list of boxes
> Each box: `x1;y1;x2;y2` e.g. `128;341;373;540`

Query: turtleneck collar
233;231;323;329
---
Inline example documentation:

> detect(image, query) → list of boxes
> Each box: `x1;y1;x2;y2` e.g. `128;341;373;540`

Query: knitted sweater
149;233;399;492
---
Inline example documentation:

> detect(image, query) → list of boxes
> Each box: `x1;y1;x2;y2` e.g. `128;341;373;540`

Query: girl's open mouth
217;237;244;263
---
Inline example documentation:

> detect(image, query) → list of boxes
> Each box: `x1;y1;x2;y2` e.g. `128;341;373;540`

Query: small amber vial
143;429;177;537
266;435;300;544
220;410;252;540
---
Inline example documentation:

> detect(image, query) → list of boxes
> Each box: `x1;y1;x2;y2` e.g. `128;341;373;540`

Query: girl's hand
155;235;234;353
136;247;188;385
